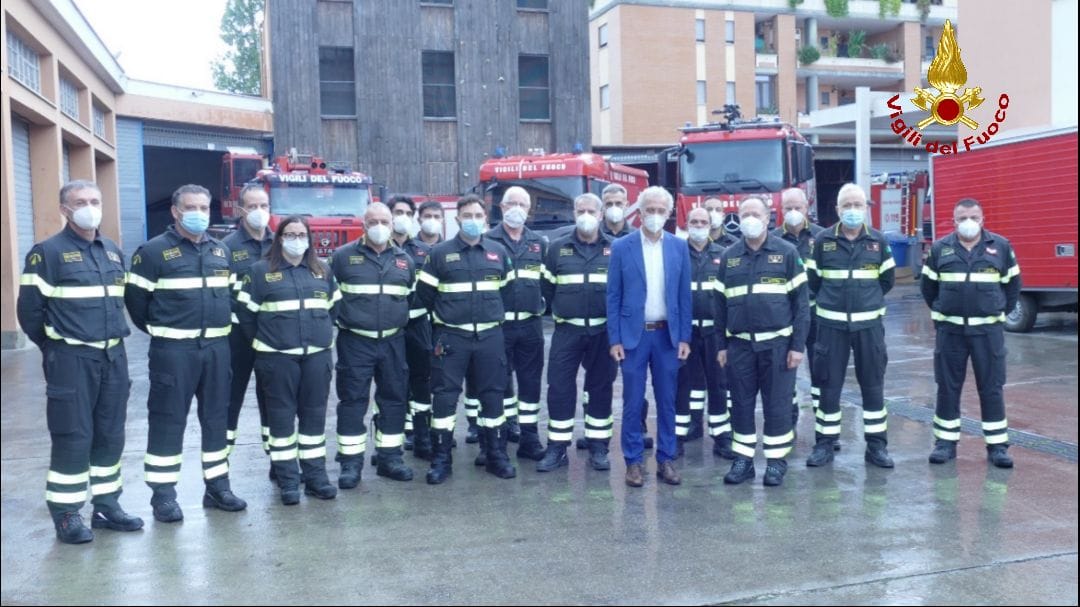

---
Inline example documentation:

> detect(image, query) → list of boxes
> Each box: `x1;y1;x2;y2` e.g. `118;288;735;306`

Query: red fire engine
930;126;1078;332
477;150;649;236
216;150;374;256
663;105;816;234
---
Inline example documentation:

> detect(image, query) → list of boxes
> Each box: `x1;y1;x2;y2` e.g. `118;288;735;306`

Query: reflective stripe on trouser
676;328;725;438
811;323;888;445
227;326;269;454
405;314;433;417
726;339;796;459
502;317;544;426
145;339;232;503
431;327;507;436
42;343;130;516
932;326;1009;445
545;326;616;443
254;350;333;487
335;331;408;461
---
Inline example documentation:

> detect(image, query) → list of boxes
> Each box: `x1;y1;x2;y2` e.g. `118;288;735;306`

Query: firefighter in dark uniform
772;188;825;434
716;197;809;487
705;196;740;248
125;184;247;522
921;197;1021;468
485;186;548;461
415;194;517;484
677;207;734;459
332;202;417;486
537;193;617;471
17;180;144;544
237;216;340;504
806;183;896;469
389;195;436;460
223;184;274;466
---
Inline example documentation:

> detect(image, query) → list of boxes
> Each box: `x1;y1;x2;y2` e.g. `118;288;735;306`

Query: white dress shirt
641;230;667;322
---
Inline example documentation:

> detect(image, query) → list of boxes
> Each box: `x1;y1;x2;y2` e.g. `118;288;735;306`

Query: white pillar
854;86;872;198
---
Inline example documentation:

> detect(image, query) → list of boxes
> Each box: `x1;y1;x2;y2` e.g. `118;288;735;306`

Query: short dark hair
172;184;212;207
955;198;982;211
238;183;266;207
418;200;443;217
457;194;486;214
59;180;100;206
387;195;415;213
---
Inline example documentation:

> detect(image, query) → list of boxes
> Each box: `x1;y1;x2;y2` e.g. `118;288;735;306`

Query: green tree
211;0;264;95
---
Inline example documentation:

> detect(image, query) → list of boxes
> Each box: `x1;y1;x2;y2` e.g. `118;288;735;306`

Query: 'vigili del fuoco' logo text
887;20;1009;154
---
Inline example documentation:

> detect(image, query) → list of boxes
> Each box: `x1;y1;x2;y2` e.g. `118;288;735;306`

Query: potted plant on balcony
798;45;821;65
847;30;866;58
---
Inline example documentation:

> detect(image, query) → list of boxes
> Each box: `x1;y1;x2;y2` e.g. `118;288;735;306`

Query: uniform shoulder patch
28;252;43;267
131;253;142;266
212;247;226;258
313;290;328;300
767;254;784;264
529;243;541;253
163;247;182;261
232;249;250;262
395;259;409;270
62;251;83;263
986;246;998;255
822;241;837;252
866;241;880;252
265;272;283;282
486;251;499;262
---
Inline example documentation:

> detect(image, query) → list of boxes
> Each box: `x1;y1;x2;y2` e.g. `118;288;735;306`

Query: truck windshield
233;159;263;187
268;183;370;217
487;176;586;229
679;140;786;193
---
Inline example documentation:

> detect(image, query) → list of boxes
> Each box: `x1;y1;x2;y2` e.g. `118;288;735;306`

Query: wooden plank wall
269;0;322;155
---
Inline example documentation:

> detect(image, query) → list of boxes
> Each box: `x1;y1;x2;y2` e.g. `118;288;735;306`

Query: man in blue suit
607;186;692;487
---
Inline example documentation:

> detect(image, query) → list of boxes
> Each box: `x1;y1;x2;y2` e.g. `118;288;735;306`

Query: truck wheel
1005;293;1037;333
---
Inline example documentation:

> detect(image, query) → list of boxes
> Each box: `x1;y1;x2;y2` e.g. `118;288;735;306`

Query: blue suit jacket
606;232;693;350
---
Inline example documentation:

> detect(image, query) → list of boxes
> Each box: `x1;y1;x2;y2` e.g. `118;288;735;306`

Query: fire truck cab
665;105;816;236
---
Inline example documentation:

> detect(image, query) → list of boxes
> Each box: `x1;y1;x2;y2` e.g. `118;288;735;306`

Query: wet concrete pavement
2;282;1077;605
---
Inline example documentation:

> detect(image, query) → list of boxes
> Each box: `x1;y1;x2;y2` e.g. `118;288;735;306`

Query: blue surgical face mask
460;218;485;239
840;208;865;229
180;210;210;235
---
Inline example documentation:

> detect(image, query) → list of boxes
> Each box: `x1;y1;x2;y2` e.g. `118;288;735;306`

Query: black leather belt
645;320;668;331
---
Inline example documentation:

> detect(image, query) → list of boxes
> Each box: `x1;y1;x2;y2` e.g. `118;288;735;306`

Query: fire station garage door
13;117;35;264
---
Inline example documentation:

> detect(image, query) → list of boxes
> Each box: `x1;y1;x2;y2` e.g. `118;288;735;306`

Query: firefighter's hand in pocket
716;349;727;368
787;350;804;370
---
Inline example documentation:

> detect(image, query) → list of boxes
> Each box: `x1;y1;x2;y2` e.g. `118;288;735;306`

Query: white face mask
367;224;391;245
956;218;981;240
740;216;766;239
392;215;413;235
643;214;666;234
67;205;103;231
282;238;308;258
784;209;805;228
709;211;725;230
420;218;442;236
245;209;269;231
688;227;710;243
576;213;599;235
503;206;527;229
604;205;625;224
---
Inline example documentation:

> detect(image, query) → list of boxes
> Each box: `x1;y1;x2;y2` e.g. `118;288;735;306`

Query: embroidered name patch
349;256;364;265
560;247;574;256
822;242;837;252
446;253;461;263
232;250;250;262
62;251;83;263
726;258;741;268
768;254;784;264
163;247;182;261
265;272;283;282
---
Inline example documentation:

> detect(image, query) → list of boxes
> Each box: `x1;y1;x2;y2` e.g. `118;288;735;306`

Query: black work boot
412;412;434;461
337;456;363;489
376;447;415;481
587;439;611;471
506;415;522;443
575;436;588;450
928;439;957;464
806;439;836;467
686;409;705;441
484;426;517;479
713;433;736;460
91;506;144;532
151;499;184;523
724;456;756;485
763;458;788;486
280;484;301;506
536;443;569;472
301;460;337;500
203;479;248;512
404;430;414;452
516;424;546;461
987;444;1014;469
465;417;480;444
426;430;454;485
474;426;488;467
864;439;895;469
54;512;94;544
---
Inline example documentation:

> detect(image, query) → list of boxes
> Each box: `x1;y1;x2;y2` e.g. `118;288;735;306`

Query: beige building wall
2;0;122;348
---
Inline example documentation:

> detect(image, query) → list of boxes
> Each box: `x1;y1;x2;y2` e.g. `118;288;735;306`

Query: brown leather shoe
625;463;644;487
657;460;681;485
